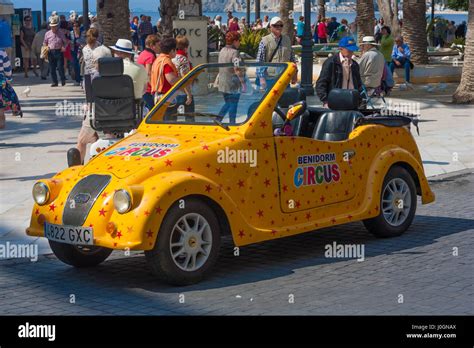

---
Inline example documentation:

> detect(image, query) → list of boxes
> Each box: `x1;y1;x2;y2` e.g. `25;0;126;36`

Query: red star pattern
146;230;153;238
49;203;56;212
98;208;107;216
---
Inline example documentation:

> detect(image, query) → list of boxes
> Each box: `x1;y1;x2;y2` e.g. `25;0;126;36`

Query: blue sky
14;0;157;12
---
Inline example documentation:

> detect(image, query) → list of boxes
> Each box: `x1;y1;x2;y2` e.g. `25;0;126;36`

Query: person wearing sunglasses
20;16;38;78
256;17;297;91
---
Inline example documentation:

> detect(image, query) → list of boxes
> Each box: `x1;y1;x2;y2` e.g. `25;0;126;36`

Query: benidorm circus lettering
294;152;341;188
104;142;179;158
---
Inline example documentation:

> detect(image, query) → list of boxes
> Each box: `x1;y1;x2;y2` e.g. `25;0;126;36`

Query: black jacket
315;53;363;103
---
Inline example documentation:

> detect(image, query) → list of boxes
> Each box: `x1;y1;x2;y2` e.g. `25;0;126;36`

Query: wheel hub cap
382;178;412;227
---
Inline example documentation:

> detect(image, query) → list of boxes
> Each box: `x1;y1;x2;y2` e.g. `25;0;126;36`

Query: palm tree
402;0;428;64
453;1;473;103
159;0;179;37
318;0;326;20
356;0;375;43
97;0;130;46
280;0;294;41
377;0;400;37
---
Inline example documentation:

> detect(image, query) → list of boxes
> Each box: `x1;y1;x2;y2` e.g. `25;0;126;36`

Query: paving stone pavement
0;172;472;315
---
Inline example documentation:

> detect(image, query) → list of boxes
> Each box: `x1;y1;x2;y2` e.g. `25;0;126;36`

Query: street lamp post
42;0;47;23
246;0;251;28
300;0;314;95
83;0;90;31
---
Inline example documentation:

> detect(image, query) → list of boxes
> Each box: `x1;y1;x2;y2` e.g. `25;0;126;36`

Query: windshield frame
144;62;289;127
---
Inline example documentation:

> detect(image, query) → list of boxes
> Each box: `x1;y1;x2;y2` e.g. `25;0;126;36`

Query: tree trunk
318;0;326;19
377;0;400;37
159;0;179;37
356;0;375;43
280;0;294;42
97;0;130;47
402;0;428;64
453;1;474;103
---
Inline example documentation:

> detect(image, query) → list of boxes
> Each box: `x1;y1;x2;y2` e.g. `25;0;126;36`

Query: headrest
98;57;124;77
328;89;360;110
278;87;306;108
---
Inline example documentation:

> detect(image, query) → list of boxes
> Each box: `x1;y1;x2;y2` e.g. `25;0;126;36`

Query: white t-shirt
123;58;148;99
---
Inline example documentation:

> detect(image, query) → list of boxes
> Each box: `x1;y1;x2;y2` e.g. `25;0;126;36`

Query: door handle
343;150;356;161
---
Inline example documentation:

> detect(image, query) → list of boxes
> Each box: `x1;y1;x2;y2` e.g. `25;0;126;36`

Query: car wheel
363;166;417;238
49;240;113;267
145;198;221;285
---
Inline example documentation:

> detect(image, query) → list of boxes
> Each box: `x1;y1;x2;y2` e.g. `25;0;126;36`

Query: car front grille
62;175;111;226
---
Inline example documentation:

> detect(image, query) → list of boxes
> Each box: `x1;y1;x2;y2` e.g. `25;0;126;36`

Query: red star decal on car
359;174;363;180
144;210;150;216
237;180;245;188
202;144;209;151
205;185;212;193
271;229;277;236
149;166;154;171
271;89;279;96
116;231;122;239
238;230;245;238
305;213;311;220
320;195;325;203
257;210;264;217
146;230;153;238
347;215;353;220
49;203;56;212
98;208;107;216
264;178;271;187
101;192;108;199
187;167;193;172
206;163;211;168
280;152;287;159
54;215;58;222
155;206;162;214
165;159;173;166
367;142;371;148
345;190;349;196
331;218;337;224
215;167;223;176
35;209;40;216
127;226;133;233
283;184;288;192
295;200;301;208
263;142;270;150
260;120;267;128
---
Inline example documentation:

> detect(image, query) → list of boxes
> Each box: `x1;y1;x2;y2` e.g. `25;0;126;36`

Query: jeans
140;35;149;51
389;58;411;83
218;93;240;124
142;93;155;111
48;49;65;85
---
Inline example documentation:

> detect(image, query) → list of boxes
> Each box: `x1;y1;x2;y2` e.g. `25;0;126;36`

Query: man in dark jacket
315;36;363;107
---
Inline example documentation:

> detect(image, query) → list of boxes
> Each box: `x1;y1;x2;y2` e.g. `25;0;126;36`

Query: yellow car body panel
26;62;434;250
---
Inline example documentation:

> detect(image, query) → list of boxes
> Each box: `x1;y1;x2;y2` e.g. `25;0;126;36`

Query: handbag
40;45;49;62
153;60;165;104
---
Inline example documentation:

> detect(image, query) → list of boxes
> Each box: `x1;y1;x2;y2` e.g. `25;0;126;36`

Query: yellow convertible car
26;61;435;285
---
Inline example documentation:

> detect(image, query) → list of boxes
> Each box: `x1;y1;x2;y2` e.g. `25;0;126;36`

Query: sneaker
405;82;413;89
61;81;66;86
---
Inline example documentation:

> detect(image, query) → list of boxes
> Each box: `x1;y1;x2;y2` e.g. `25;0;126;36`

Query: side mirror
286;101;307;122
67;148;82;167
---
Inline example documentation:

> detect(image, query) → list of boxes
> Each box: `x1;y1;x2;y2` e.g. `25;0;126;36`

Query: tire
145;198;221;285
49;240;112;267
363;166;417;238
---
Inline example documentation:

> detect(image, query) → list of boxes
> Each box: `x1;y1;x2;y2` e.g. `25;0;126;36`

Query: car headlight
32;182;50;205
114;189;132;214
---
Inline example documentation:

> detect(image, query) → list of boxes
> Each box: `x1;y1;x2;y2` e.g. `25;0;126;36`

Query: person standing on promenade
31;22;49;80
43;16;67;87
0;48;22;128
20;15;37;78
172;35;194;113
256;17;298;91
138;15;153;51
131;16;139;51
380;26;394;63
70;21;82;86
317;17;328;43
150;38;179;104
137;34;160;110
358;36;385;94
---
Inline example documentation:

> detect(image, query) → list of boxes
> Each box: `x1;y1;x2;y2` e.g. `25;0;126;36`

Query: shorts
78;117;98;145
21;46;33;59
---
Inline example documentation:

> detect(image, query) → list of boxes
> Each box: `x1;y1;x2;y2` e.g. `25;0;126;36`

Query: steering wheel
274;104;286;121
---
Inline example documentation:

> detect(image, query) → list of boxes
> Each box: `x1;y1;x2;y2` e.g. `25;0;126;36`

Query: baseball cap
339;36;359;51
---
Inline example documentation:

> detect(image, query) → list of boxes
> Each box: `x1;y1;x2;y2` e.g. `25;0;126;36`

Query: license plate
44;222;94;245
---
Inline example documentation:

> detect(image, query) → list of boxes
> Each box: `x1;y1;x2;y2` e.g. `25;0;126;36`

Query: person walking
20;15;37;78
358;36;385;94
150;38;179;104
256;17;298;90
296;16;305;43
380;26;394;63
43;16;67;87
389;36;412;87
137;34;160;110
315;37;363;107
317;18;328;43
31;22;49;80
0;48;22;128
70;21;82;86
130;16;139;51
217;31;246;124
138;15;153;51
82;28;100;102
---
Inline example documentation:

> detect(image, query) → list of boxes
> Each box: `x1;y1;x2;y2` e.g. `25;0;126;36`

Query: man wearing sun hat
256;16;298;90
110;38;148;101
315;36;363;107
358;36;385;92
43;15;67;87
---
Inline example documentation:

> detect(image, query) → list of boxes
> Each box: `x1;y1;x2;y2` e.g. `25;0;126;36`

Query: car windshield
145;62;287;126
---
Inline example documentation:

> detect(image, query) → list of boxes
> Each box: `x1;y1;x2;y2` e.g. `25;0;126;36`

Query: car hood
79;130;236;179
